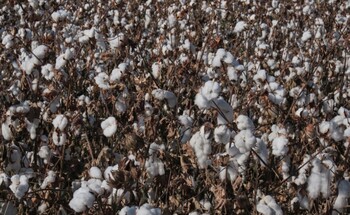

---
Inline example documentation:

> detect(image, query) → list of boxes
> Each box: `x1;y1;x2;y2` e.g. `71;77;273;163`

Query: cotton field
0;0;350;214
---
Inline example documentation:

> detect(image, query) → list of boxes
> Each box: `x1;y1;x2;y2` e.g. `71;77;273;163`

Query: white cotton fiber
89;167;102;179
69;187;95;213
52;114;68;131
272;136;288;157
101;117;117;137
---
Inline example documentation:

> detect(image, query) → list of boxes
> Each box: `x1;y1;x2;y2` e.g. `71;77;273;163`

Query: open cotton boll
2;34;14;49
254;138;269;166
52;114;68;131
214;125;231;144
89;167;102;179
104;165;119;182
152;62;162;79
151;89;177;108
149;143;165;156
201;81;221;100
236;115;255;131
87;179;103;195
234;130;256;153
55;54;67;70
95;72;110;89
257;200;273;215
219;163;238;182
212;97;233;125
307;159;322;199
110;68;123;82
1;119;13;141
145;157;165;177
9;175;29;199
264;195;283;215
32;45;48;60
109;33;125;49
137;203;161;215
69;187;95;213
0;173;9;187
333;180;350;214
52;131;67;146
41;170;56;189
38;145;51;164
227;66;238;81
234;21;247;33
101;117;117;137
189;128;212;169
41;64;54;80
272;136;289;157
301;31;312;42
194;92;210;109
119;206;137;215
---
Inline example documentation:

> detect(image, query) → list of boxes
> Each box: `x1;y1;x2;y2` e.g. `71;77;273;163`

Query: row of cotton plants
1;0;350;214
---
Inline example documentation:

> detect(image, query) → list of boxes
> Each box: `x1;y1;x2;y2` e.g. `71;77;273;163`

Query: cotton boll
110;68;123;82
87;179;103;195
89;167;102;179
95;72;110;89
1;119;13;141
148;143;165;156
234;130;256;153
236;115;255;131
151;62;161;79
38;145;51;164
55;54;67;70
152;89;177;108
264;195;283;215
272;136;289;157
32;45;48;60
212;97;233;125
41;170;56;189
52;114;68;131
37;202;48;214
41;64;54;80
101;117;117;137
54;131;67;146
214;125;231;144
109;33;125;49
137;204;161;215
190;128;212;169
119;206;137;215
301;31;312;42
0;173;9;187
234;21;247;33
307;159;322;199
145;157;165;177
254;138;269;166
257;200;273;215
194;92;210;109
10;175;29;199
201;81;221;100
333;180;350;214
227;66;238;81
69;187;95;213
115;98;127;113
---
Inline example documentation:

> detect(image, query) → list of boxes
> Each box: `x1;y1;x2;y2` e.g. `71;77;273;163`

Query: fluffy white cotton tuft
52;114;68;131
214;125;231;144
101;117;117;137
152;89;177;108
272;136;289;157
333;180;350;214
234;130;256;153
89;167;103;179
41;171;56;189
69;187;95;213
236;115;255;131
